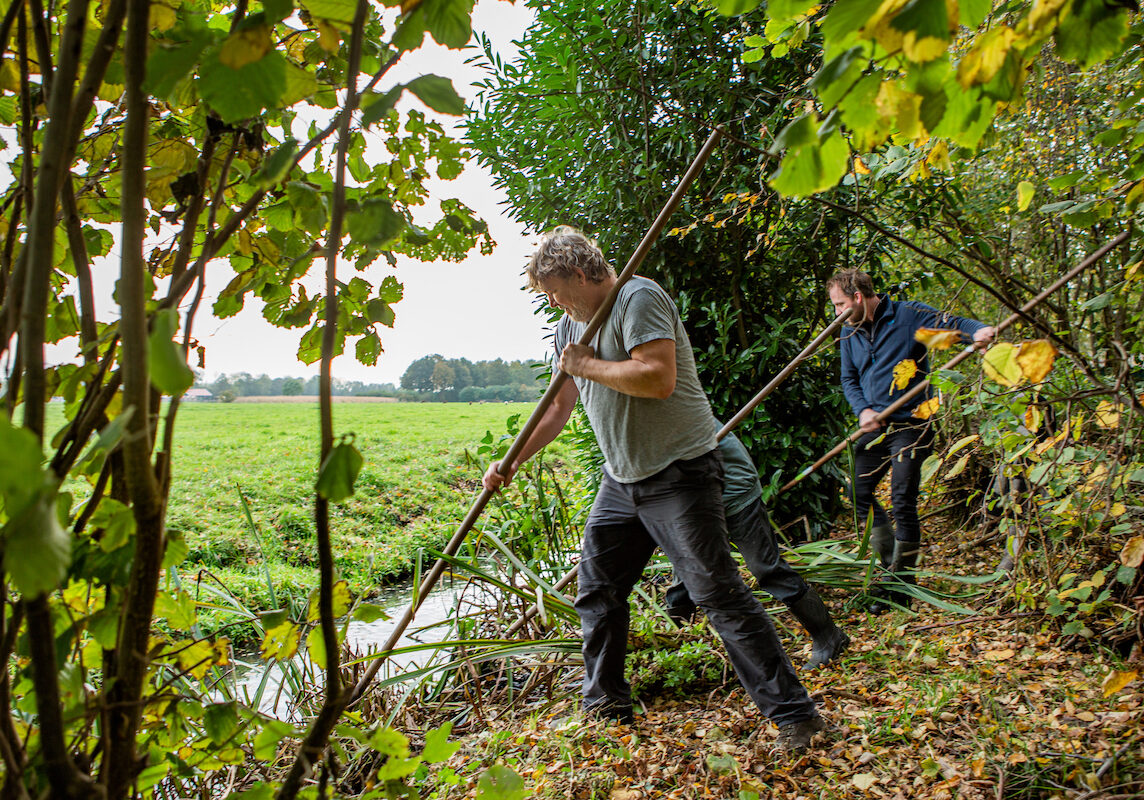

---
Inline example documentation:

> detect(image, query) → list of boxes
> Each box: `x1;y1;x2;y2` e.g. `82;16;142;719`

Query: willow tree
0;0;488;796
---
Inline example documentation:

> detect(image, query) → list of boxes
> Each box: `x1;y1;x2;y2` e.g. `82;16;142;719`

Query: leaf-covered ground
424;526;1144;799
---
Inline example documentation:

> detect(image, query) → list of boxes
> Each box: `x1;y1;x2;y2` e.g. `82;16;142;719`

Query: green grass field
154;401;563;616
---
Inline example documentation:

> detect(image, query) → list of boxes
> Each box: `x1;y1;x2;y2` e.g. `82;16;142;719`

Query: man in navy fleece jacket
826;269;994;612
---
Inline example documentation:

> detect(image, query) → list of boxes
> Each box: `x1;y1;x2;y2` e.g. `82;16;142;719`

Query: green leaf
155;589;197;630
4;483;71;597
393;6;428;51
87;497;136;552
959;0;991;27
1054;0;1130;70
253;719;296;761
252;138;298;189
198;49;288;123
476;765;526;800
204;702;239;745
714;0;762;16
315;440;363;502
281;61;319;106
148;308;194;396
352;603;390;623
300;0;357;24
1016;180;1035;211
264;0;293;23
377;275;403;303
145;30;216;99
769;113;816;154
347;197;405;246
361;85;404;127
366;299;395;328
769;0;817;20
890;0;949;40
306;626;327;669
356;331;382;365
424;0;474;49
769;130;850;198
422;722;461;762
0;417;45;510
406;75;465;115
822;0;881;51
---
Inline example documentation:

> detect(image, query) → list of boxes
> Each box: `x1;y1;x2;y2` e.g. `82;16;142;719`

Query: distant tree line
398;355;544;402
194;356;545;402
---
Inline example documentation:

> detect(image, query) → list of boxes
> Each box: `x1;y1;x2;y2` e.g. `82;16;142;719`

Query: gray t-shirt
717;426;763;517
554;276;716;483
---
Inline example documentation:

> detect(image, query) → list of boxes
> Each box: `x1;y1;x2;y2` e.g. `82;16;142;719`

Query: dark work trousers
576;450;816;726
665;496;810;616
852;421;935;543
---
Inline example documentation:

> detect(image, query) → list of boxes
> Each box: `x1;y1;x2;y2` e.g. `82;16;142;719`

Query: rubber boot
787;588;850;669
869;539;921;615
869;524;895;568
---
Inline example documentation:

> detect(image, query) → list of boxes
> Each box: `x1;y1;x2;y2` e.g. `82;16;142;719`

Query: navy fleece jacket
839;295;988;423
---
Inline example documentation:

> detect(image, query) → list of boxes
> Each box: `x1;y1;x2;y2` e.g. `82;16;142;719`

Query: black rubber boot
869;539;921;614
787;588;850;669
869;524;895;568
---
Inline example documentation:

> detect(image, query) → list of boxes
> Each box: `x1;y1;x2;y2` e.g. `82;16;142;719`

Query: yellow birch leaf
915;327;962;349
1017;180;1035;211
175;639;216;680
316;19;341;53
1016;339;1057;383
852;773;878;791
983;343;1022;387
903;33;949;63
237;229;254;256
854;157;871;175
1101;669;1137;698
957;26;1017;88
1123;260;1141;282
149;2;178;32
1110;502;1127;517
1120;536;1144;568
219;24;272;70
913;396;940;419
890;359;918;392
1094;400;1120;429
1024;405;1042;433
926;140;951;172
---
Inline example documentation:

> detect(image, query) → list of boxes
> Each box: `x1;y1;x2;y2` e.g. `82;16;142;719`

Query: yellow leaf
1022;405;1041;432
1094;400;1119;429
1120;536;1144;568
261;619;302;660
1017;180;1035;211
854;157;871;175
913;396;940;419
219;24;272;70
1110;502;1126;517
983;343;1022;387
1016;339;1057;383
237;229;253;256
903;33;948;63
316;19;341;53
1034;421;1069;455
0;59;20;92
926;140;951;172
852;773;878;791
150;1;178;32
1101;669;1138;698
890;359;918;393
984;649;1015;661
175;639;216;680
957;26;1017;88
915;327;962;350
944;453;970;480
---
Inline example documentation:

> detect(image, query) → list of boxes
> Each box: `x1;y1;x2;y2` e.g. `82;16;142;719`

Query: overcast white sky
193;0;546;386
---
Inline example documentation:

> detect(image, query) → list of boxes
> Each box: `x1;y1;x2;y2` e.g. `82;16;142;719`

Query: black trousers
576;450;816;726
665;496;810;616
852;421;934;543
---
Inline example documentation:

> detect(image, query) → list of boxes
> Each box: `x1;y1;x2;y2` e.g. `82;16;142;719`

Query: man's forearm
571;357;674;399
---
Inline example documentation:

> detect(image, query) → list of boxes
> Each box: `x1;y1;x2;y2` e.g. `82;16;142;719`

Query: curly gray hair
525;226;614;290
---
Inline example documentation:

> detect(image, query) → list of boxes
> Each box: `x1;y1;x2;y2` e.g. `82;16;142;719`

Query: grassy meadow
100;401;570;622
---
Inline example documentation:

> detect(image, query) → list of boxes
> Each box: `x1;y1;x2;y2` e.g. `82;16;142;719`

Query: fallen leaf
1101;670;1138;698
984;649;1015;661
852;772;878;791
1120;537;1144;568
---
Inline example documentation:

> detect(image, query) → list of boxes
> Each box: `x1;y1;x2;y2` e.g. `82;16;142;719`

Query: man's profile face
538;271;593;322
828;285;868;324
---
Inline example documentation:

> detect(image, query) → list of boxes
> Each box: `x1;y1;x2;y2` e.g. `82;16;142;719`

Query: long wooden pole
505;308;855;637
778;230;1131;495
349;126;726;704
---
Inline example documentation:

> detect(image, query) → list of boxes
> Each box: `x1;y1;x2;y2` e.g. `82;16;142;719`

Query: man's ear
572;267;588;285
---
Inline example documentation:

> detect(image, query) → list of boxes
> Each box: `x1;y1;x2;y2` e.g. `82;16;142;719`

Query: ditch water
231;575;465;719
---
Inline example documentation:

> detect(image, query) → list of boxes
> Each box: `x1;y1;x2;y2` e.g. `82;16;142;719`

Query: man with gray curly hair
484;226;826;754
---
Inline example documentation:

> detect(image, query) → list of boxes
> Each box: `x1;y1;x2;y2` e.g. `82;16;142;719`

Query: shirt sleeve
838;335;868;418
902;300;988;341
620;285;678;353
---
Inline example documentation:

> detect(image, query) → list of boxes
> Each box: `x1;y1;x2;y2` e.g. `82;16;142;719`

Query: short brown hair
826;269;876;298
525;226;614;290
